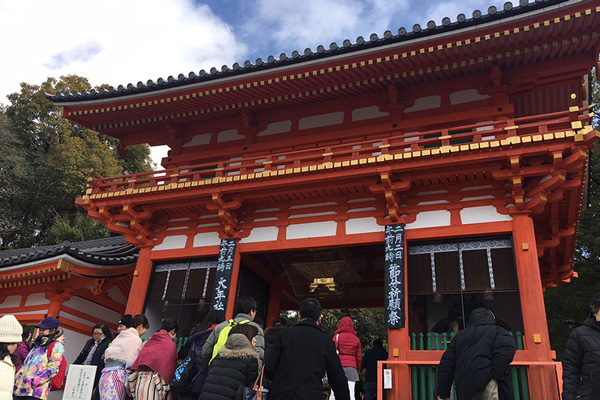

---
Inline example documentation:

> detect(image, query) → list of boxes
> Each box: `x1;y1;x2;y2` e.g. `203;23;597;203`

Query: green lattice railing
409;332;529;400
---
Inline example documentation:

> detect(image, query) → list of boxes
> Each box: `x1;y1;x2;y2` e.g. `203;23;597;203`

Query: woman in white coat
0;315;24;400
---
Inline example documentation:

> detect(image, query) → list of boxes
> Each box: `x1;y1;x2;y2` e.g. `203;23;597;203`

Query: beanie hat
36;317;61;330
0;315;23;343
118;314;132;328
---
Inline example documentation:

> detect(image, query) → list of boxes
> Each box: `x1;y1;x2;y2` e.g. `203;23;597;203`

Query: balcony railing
84;106;592;199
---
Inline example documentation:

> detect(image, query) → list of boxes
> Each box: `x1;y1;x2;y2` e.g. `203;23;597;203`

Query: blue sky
0;0;506;165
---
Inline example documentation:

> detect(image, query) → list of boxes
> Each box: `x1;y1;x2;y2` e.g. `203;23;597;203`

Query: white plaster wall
153;235;187;251
257;121;292;136
460;206;513;224
0;295;21;308
10;310;49;316
62;297;121;326
61;328;92;365
217;129;244;143
346;217;384;235
352;106;389;121
449;89;490;105
183;133;212;147
298;112;344;130
106;287;127;305
404;96;441;113
24;293;50;306
240;227;279;243
193;232;222;247
286;221;337;239
406;210;451;229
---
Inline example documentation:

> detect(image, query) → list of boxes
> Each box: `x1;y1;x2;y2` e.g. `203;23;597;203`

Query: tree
544;70;600;359
0;109;29;243
0;75;153;249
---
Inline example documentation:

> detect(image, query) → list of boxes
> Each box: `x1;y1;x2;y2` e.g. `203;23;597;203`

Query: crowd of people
5;293;600;400
0;297;387;400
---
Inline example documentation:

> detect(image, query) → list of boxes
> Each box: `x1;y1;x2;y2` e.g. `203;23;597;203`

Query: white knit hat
0;315;22;343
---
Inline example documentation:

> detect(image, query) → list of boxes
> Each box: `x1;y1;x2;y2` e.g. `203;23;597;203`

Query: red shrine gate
47;0;600;398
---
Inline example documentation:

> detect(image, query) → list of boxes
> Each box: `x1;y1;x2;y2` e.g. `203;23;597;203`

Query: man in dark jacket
562;293;600;400
361;338;388;400
436;308;516;400
265;298;350;400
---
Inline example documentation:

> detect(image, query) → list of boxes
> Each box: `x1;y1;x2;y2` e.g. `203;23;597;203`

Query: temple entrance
407;236;524;346
239;243;386;314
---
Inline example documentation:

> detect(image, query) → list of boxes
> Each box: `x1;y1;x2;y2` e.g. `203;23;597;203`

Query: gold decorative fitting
571;121;583;129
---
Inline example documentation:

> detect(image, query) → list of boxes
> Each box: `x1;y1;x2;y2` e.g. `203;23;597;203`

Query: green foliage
544;70;600;359
0;75;153;249
279;308;388;352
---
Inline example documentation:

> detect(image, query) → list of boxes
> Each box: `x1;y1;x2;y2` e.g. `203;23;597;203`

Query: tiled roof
0;236;139;268
47;0;568;103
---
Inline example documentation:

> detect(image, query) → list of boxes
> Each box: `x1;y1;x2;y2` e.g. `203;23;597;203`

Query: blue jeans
364;381;377;400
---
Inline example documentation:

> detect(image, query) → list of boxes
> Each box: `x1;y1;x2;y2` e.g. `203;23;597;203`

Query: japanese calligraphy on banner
210;238;238;311
385;223;405;329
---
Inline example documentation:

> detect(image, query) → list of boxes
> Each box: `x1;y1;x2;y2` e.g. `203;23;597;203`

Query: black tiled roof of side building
47;0;568;103
0;236;139;268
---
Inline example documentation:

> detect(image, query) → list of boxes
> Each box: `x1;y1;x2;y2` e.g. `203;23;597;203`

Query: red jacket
333;317;362;370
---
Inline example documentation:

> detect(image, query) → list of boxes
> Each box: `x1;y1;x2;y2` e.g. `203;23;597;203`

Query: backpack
171;343;202;393
210;319;250;364
46;341;67;391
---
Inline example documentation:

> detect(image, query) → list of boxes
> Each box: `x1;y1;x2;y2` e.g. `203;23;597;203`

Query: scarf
130;330;177;382
104;328;142;365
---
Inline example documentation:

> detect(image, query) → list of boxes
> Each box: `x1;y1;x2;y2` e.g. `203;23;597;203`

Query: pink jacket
333;317;362;371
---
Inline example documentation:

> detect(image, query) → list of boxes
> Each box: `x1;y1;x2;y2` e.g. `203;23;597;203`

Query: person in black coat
178;310;225;400
265;297;350;400
562;293;600;400
361;338;388;400
436;308;516;400
264;317;287;361
73;323;112;395
199;323;260;400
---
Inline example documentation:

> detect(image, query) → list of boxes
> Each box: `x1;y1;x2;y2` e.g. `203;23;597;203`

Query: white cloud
241;0;412;54
0;0;248;104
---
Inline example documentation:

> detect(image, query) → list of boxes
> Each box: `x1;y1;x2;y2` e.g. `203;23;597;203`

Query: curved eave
52;1;600;142
0;238;139;269
48;0;575;106
0;255;136;289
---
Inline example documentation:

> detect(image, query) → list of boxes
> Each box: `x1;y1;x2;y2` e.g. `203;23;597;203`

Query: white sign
63;365;97;400
383;368;392;389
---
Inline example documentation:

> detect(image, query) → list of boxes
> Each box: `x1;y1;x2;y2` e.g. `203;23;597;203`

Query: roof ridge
47;0;571;103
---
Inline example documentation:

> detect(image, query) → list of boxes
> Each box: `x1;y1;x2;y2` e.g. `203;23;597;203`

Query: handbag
237;366;268;400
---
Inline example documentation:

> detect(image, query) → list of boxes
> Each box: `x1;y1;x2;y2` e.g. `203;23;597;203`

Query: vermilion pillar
512;213;559;400
125;247;153;315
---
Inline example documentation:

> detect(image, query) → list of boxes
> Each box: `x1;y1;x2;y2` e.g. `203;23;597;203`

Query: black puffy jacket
562;314;600;400
199;333;260;400
436;308;516;400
